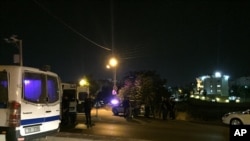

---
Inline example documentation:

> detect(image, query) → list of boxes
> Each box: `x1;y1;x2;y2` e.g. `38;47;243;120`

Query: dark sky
1;0;250;86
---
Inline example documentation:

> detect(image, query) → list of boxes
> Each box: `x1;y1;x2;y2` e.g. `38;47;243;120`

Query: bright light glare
200;96;205;100
111;99;119;105
224;75;230;80
24;80;30;85
195;95;200;99
109;57;118;67
216;97;220;101
79;79;89;86
215;72;221;78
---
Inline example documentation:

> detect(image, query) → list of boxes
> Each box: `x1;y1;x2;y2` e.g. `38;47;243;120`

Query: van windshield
0;71;8;108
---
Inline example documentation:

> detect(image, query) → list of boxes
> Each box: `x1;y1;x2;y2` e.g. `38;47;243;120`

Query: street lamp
79;77;90;96
79;78;89;87
4;35;23;66
107;57;118;95
109;57;118;67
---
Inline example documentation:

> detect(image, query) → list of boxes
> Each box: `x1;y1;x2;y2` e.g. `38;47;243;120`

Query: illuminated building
196;72;230;96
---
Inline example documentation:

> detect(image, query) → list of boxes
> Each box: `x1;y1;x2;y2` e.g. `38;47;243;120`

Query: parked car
112;102;144;117
112;103;127;116
112;103;134;116
222;109;250;125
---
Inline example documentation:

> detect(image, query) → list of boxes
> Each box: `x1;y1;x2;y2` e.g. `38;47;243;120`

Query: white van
0;65;62;141
61;83;89;114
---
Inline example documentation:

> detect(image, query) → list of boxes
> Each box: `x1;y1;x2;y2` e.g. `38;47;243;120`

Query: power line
33;0;111;51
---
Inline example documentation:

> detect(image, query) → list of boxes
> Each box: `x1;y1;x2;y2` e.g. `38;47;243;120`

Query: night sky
0;0;249;86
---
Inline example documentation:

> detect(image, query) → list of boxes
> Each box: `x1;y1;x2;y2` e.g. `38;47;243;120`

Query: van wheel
230;118;242;125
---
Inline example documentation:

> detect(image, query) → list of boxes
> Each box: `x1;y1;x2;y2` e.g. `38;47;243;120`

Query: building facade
196;72;230;96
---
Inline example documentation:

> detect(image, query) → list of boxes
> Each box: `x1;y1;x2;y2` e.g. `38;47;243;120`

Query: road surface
35;107;229;141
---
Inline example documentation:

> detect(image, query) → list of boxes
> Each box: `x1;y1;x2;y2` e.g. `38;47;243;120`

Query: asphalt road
34;107;229;141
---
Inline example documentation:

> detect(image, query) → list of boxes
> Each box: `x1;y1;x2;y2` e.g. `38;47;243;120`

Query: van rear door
20;72;60;136
20;72;48;136
43;75;60;131
76;86;89;113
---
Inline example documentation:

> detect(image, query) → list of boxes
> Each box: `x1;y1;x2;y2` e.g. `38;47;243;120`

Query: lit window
23;73;44;103
23;72;59;104
47;76;59;103
217;85;221;87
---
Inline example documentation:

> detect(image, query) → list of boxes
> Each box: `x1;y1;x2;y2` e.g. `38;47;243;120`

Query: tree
94;79;113;104
119;70;167;117
118;71;137;101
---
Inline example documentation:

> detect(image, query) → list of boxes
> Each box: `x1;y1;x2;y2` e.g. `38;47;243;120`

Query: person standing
161;98;168;120
169;98;176;120
62;96;70;125
122;97;130;119
84;97;93;128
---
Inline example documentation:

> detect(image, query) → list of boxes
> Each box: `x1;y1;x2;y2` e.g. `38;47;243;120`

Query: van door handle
46;111;51;113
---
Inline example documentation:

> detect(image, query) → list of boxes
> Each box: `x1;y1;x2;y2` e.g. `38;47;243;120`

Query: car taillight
9;101;21;127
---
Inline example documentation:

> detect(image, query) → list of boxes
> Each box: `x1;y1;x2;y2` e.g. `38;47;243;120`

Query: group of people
62;95;175;128
161;97;176;120
62;95;93;128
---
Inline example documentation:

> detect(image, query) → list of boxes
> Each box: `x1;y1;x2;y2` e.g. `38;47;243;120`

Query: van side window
23;72;46;103
0;71;8;108
47;75;59;103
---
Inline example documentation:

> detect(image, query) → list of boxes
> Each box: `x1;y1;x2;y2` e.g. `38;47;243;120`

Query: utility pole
4;35;23;66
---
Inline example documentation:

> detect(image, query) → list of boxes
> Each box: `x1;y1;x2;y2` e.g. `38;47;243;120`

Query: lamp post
107;57;118;95
4;35;23;66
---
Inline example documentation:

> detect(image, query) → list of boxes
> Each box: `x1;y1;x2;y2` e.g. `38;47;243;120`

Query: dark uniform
62;96;70;125
123;98;130;118
84;97;93;128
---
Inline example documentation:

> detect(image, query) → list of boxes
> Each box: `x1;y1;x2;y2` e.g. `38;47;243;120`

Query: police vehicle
0;65;62;141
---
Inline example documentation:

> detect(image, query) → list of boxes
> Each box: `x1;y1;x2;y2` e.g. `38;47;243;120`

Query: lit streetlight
79;78;89;86
109;57;118;67
107;57;118;95
79;77;90;95
106;65;111;69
